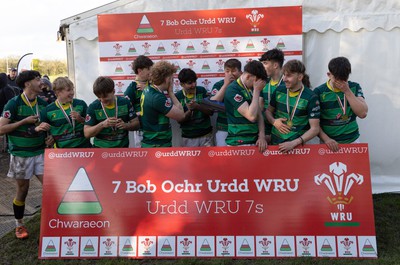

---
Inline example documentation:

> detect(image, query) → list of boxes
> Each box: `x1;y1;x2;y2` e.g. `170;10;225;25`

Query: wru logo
314;162;363;211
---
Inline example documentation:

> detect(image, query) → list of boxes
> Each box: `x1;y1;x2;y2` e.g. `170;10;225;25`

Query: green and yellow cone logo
57;168;102;215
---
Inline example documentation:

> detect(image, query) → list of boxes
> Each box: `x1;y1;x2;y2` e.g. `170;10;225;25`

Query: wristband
299;136;305;146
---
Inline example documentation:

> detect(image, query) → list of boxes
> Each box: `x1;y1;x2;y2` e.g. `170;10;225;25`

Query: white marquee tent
59;0;400;193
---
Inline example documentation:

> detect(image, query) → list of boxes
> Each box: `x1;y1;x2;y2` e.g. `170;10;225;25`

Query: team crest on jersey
165;99;172;107
85;114;91;122
234;94;243;103
3;110;11;119
211;88;218;96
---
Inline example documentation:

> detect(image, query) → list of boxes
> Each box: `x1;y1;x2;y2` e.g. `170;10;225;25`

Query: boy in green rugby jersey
266;60;320;153
210;59;242;146
41;77;91;148
175;68;213;147
0;70;52;239
140;60;185;148
124;55;154;147
314;57;368;152
224;60;268;152
259;48;286;144
84;76;139;148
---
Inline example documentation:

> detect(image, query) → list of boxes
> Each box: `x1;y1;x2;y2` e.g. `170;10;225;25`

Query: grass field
0;193;399;265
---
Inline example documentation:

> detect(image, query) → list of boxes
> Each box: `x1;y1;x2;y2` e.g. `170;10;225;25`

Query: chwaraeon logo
314;162;363;226
57;168;102;215
136;15;154;34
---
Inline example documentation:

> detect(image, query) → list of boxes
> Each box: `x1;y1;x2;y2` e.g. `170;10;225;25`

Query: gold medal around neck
341;114;349;121
287;120;293;128
34;117;41;127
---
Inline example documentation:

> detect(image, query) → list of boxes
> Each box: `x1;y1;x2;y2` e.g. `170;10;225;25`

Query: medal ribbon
153;85;163;93
238;77;252;98
100;97;118;132
268;75;283;102
56;100;75;134
22;92;39;118
286;86;304;122
336;94;347;116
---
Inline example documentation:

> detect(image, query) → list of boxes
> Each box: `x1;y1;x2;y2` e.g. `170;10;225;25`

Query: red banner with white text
39;144;376;259
96;6;302;95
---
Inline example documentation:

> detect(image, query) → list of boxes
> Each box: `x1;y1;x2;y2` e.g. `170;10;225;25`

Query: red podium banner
39;144;377;259
96;6;303;95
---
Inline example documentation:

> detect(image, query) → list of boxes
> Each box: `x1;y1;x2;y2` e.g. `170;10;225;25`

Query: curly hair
149;61;177;86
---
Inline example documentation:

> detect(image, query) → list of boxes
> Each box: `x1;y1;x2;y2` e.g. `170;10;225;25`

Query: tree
0;57;67;77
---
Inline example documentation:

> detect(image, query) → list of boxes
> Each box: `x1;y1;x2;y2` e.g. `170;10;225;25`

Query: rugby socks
13;198;25;227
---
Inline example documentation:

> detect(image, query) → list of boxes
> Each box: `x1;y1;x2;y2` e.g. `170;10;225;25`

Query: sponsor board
97;6;302;93
39;145;376;259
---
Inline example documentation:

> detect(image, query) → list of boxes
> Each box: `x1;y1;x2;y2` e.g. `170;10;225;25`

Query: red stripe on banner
98;7;302;41
40;145;376;259
196;73;225;78
107;76;136;80
62;191;98;202
109;73;225;80
99;51;303;62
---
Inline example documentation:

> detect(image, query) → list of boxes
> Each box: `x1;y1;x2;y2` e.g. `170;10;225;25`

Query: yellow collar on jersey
270;79;279;86
105;102;116;109
327;80;341;93
21;94;37;106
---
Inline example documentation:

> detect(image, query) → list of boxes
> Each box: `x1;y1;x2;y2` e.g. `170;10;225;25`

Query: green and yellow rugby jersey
2;95;48;157
85;96;136;148
270;86;320;144
124;80;147;113
175;86;212;138
210;80;228;131
261;78;285;135
41;99;91;148
224;78;259;146
140;85;173;148
314;80;364;143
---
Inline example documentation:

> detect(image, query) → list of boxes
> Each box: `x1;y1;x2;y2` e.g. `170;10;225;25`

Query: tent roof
303;0;400;32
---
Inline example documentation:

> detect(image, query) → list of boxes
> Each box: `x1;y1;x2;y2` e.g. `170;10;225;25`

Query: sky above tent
0;0;112;60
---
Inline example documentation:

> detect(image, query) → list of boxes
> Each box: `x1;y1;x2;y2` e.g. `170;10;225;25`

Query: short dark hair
224;59;242;71
328;57;351;81
93;76;115;97
15;70;41;89
243;60;268;81
178;68;197;84
131;55;154;74
259;48;285;68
